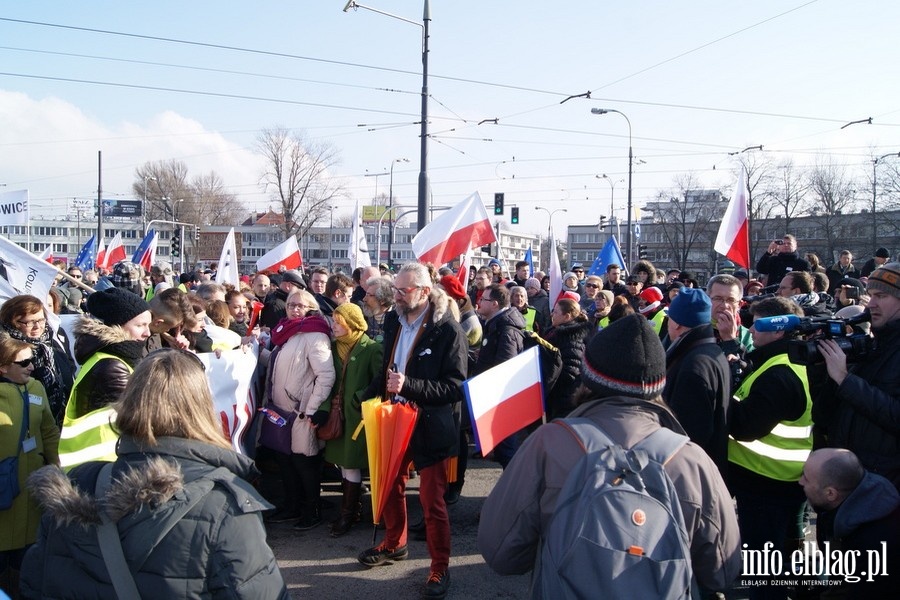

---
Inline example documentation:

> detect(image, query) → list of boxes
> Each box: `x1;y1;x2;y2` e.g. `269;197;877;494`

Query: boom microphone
752;314;803;332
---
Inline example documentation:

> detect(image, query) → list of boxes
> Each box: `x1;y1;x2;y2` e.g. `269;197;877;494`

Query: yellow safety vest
648;308;668;336
58;352;132;471
727;353;812;482
522;307;537;332
596;315;610;331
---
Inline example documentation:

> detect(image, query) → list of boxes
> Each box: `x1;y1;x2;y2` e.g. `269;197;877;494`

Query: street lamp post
591;108;633;265
142;175;156;236
388;157;410;269
328;206;335;272
535;207;567;269
873;152;900;251
344;0;431;232
597;174;623;225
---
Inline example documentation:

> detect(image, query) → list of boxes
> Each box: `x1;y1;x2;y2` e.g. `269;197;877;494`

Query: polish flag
463;346;544;456
411;192;496;266
256;236;303;273
455;249;470;287
38;246;53;263
714;168;751;269
100;233;126;269
132;229;158;271
95;237;106;270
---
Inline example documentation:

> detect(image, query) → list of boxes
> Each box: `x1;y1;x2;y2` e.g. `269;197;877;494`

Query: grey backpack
537;418;692;599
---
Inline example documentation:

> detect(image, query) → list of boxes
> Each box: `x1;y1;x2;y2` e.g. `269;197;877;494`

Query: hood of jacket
72;315;136;363
834;470;900;538
27;436;267;528
547;317;592;344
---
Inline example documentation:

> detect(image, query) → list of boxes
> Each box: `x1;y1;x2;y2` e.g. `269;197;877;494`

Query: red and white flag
714;168;751;269
38;246;53;263
95;237;106;270
100;232;126;269
256;236;303;273
411;192;496;266
463;346;544;456
455;249;470;287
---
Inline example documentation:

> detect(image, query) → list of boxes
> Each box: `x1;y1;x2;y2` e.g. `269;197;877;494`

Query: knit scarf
335;329;364;363
2;321;62;417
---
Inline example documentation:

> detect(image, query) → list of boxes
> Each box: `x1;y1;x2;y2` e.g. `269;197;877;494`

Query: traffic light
638;244;648;260
511;207;519;224
194;227;200;241
172;228;181;258
481;244;492;254
494;192;505;215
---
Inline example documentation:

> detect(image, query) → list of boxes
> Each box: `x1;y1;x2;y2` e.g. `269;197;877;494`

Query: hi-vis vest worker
728;354;812;481
58;352;133;470
648;308;668;336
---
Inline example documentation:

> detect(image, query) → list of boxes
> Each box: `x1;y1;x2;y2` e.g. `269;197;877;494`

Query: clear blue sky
1;0;898;239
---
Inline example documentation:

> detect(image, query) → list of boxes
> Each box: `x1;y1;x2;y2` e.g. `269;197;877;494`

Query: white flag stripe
465;346;542;421
215;227;240;286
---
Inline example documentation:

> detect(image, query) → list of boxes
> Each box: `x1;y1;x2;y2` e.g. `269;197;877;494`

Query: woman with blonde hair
264;288;335;530
21;348;289;599
324;302;383;536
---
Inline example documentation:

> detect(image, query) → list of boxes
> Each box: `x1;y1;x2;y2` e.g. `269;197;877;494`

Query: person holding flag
357;263;467;600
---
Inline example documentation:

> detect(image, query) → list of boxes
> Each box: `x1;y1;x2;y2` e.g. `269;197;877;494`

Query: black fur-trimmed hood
72;315;135;363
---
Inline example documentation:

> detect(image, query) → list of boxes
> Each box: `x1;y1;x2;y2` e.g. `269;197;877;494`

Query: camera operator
814;263;900;491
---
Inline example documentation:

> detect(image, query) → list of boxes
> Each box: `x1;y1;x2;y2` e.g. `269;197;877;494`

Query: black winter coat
544;318;592;419
472;308;525;376
755;250;810;283
812;318;900;489
72;317;145;417
365;293;468;469
21;436;289;600
663;323;732;478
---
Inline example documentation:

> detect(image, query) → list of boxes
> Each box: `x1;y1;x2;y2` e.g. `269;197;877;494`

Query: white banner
0;189;29;226
199;343;260;455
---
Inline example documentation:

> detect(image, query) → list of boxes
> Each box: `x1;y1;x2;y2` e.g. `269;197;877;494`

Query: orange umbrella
353;397;418;526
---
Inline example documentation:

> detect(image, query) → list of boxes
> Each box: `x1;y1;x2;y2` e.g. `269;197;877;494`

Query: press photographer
811;262;900;491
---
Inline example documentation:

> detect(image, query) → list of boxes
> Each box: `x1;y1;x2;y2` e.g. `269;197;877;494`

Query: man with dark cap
663;287;731;477
478;314;741;596
261;269;305;329
814;262;900;490
860;246;891;277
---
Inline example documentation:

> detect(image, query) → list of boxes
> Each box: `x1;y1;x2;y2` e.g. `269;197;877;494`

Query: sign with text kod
0;189;29;226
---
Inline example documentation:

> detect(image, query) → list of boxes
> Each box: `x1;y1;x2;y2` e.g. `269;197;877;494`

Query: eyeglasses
710;296;740;306
626;282;640;286
70;274;83;279
16;318;46;329
287;302;315;311
11;357;33;368
573;270;584;274
391;285;421;297
584;283;600;289
479;296;497;303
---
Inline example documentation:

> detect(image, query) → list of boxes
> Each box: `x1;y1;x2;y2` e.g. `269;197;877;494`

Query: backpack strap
95;463;142;600
632;427;689;466
555;418;689;472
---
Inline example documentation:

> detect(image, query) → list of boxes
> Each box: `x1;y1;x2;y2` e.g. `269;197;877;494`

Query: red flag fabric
714;169;751;269
256;237;302;273
101;233;126;270
463;347;544;456
411;192;496;266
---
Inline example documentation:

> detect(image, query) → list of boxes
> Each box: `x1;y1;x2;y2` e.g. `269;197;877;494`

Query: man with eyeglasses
624;275;643;310
358;263;467;600
707;274;755;375
474;284;526;469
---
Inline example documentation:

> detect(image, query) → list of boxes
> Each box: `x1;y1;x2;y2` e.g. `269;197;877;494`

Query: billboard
361;205;396;224
101;200;142;217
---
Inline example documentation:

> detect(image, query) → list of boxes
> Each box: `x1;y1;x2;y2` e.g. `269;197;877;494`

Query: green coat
0;378;60;552
323;335;384;469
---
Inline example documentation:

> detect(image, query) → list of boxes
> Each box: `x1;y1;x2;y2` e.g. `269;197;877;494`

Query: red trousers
381;451;451;572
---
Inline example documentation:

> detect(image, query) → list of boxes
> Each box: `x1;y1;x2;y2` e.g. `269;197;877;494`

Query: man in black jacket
357;263;467;600
814;263;900;490
473;284;525;468
663;287;731;478
755;234;810;285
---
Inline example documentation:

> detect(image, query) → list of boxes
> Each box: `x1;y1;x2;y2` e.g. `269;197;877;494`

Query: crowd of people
0;235;898;598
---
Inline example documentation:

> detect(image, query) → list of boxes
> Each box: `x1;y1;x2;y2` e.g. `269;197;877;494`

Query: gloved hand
310;410;330;428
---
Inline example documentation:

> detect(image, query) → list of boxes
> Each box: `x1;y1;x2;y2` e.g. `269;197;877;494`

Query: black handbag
0;389;29;510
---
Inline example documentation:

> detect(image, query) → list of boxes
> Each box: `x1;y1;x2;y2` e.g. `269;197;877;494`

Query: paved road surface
266;457;530;599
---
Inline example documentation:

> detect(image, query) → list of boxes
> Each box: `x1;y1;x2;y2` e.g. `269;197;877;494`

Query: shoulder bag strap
95;463;142;600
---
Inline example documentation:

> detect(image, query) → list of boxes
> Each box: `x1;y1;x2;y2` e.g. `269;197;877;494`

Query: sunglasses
12;357;33;367
627;282;640;286
584;283;600;289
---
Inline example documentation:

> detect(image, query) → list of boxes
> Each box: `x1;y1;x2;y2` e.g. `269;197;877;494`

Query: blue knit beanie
666;287;711;328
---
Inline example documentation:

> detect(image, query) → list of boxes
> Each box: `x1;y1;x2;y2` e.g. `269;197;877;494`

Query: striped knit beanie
581;313;666;400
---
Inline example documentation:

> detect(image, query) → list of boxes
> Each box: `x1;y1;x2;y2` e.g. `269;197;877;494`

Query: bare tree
191;172;246;226
871;155;900;242
648;174;725;271
770;159;810;232
804;158;859;261
257;127;345;240
736;152;779;261
133;160;192;223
